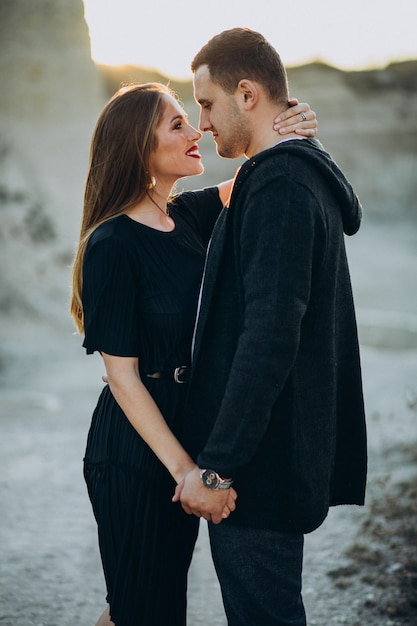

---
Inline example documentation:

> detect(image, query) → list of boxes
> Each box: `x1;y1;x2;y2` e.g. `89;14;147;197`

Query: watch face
201;469;220;489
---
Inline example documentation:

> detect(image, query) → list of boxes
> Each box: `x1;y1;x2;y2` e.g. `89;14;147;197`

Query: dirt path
0;218;416;625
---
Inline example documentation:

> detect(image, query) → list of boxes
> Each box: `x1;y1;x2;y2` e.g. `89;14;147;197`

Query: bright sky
83;0;417;79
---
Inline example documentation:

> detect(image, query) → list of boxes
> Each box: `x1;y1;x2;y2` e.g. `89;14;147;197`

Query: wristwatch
200;468;233;490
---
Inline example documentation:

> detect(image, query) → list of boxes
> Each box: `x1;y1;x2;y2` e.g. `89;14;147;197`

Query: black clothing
184;139;367;534
209;523;306;625
82;187;223;626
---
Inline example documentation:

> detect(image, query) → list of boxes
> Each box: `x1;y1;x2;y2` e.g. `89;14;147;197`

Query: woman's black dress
81;188;223;626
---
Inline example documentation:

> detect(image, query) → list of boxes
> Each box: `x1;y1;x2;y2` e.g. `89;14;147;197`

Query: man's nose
199;111;211;133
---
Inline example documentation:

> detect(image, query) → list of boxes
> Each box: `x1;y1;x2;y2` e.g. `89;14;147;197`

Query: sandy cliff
0;0;105;324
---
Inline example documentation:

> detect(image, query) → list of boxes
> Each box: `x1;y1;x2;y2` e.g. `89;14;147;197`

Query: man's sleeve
197;174;325;477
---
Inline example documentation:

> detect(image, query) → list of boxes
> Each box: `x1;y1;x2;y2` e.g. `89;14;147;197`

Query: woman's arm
274;98;317;135
102;352;196;483
102;351;237;520
217;179;235;205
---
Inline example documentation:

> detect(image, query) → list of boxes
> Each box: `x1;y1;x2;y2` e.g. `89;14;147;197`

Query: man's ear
237;79;258;109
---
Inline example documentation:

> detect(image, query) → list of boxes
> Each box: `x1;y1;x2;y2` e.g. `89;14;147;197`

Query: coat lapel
192;207;229;360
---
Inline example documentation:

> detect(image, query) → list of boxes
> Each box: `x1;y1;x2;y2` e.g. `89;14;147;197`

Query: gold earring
147;175;156;189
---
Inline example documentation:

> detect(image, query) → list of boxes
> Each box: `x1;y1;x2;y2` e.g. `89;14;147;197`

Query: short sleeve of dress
169;186;223;248
82;232;141;356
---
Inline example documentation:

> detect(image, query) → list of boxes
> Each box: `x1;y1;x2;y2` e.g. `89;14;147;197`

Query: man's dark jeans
209;522;306;626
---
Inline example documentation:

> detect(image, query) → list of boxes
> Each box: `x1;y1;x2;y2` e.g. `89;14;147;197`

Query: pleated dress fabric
81;187;223;626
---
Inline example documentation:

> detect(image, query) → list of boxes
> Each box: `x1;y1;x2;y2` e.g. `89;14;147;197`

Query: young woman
70;82;316;626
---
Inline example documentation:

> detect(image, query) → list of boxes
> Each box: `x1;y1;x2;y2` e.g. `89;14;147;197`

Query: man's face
193;65;251;159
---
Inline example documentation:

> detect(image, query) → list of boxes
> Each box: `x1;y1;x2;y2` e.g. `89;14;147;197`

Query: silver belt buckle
174;366;187;383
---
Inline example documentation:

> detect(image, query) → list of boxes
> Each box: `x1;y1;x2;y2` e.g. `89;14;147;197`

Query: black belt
146;366;190;384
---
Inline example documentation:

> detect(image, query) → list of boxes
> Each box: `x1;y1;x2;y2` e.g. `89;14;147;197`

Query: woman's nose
190;125;202;141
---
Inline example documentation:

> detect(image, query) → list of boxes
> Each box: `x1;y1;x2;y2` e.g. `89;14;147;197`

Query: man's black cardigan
183;139;367;533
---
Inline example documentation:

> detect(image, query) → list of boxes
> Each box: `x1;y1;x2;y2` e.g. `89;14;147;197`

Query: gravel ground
0;218;416;625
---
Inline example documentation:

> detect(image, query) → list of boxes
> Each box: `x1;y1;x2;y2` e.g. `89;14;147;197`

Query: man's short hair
191;28;289;104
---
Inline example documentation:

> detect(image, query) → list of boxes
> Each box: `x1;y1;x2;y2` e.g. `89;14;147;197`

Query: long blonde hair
70;82;174;333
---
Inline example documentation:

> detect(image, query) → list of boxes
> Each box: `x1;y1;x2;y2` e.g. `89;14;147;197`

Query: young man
175;28;367;625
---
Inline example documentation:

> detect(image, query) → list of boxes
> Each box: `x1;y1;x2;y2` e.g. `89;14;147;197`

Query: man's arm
173;467;237;523
179;164;324;519
196;169;324;477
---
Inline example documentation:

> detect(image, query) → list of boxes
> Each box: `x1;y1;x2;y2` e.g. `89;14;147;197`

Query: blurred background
0;0;416;328
0;0;416;329
0;1;416;624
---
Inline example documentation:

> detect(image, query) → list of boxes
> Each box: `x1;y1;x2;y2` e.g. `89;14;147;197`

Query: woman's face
149;94;204;184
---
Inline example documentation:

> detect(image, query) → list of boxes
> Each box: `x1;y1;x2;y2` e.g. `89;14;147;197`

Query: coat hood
243;138;363;236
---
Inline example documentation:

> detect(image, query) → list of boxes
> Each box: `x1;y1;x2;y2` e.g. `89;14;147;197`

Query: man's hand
173;467;237;524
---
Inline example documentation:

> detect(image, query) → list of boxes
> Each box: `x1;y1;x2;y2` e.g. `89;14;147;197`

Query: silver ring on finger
300;111;307;121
